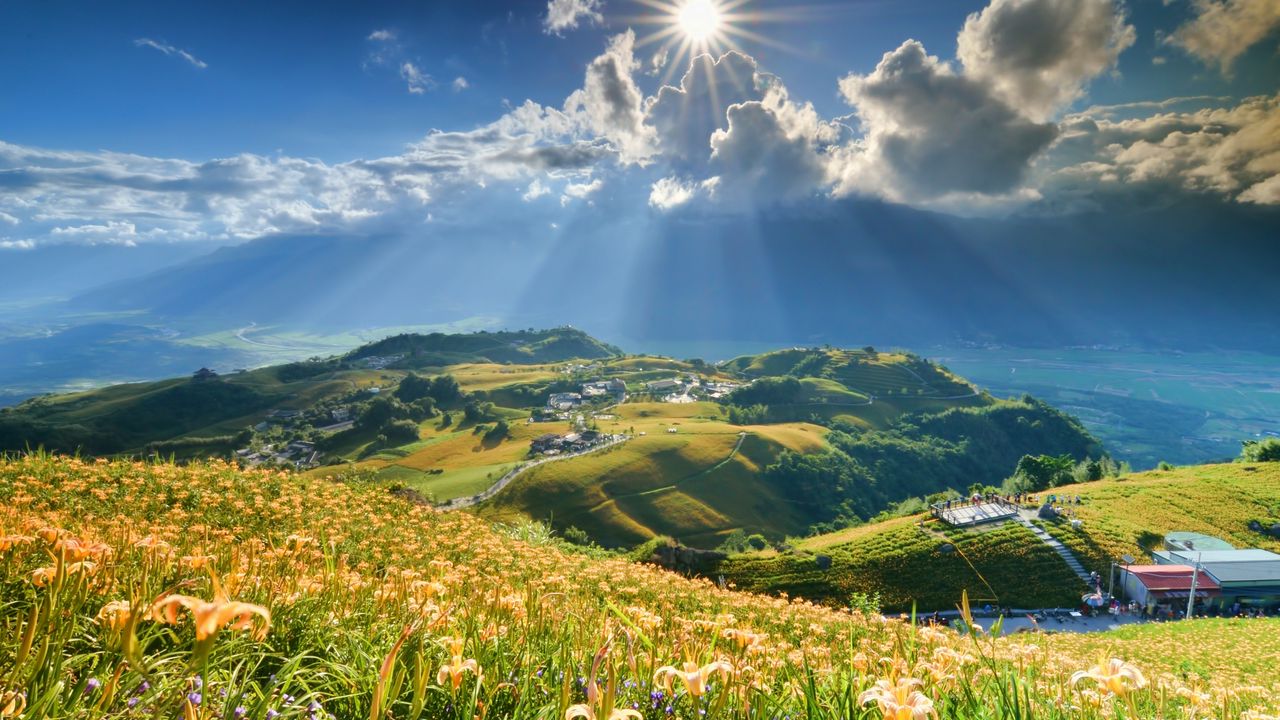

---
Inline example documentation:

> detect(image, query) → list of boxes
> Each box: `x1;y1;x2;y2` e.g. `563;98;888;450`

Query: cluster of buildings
529;430;614;456
1117;532;1280;615
644;376;739;402
545;378;628;412
236;440;319;469
360;354;404;370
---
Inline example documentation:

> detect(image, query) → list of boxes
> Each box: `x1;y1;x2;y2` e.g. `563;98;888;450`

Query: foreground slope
0;454;1277;719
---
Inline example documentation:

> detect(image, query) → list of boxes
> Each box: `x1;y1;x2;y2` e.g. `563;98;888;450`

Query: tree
428;375;463;405
484;420;510;442
1006;454;1075;492
395;373;433;403
380;420;420;445
1241;438;1280;462
356;397;399;430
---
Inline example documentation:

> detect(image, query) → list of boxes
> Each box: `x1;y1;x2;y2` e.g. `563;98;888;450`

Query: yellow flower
1070;657;1148;697
436;637;482;692
0;690;25;719
96;600;133;633
0;535;34;552
653;660;733;697
857;678;937;720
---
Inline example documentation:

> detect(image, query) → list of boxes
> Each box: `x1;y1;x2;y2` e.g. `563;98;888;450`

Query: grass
721;519;1085;611
483;403;826;547
1;453;1277;720
1021;462;1280;576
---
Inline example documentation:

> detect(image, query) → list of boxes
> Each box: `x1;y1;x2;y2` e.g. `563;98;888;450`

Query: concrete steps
1015;515;1093;586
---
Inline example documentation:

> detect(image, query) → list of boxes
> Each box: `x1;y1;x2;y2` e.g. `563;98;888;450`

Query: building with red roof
1119;565;1220;613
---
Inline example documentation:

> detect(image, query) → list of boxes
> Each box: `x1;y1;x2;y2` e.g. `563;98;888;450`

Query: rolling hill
716;461;1280;611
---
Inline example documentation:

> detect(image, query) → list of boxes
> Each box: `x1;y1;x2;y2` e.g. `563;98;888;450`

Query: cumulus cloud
452;76;469;92
565;31;655;164
957;0;1135;121
835;40;1057;202
133;38;208;69
708;99;831;206
1045;94;1280;205
1168;0;1280;74
645;52;768;168
562;178;603;204
648;176;718;211
0;211;17;225
544;0;603;35
367;29;396;42
522;178;551;201
0;239;35;250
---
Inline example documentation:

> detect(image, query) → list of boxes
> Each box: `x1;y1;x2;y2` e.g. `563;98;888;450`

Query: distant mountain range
60;196;1279;353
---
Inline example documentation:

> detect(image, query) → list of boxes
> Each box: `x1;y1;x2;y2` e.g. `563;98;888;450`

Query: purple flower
266;711;279;720
234;707;247;718
127;697;140;709
84;678;101;694
186;692;202;706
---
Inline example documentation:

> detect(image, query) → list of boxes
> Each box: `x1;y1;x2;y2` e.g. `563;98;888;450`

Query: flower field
1;453;1278;719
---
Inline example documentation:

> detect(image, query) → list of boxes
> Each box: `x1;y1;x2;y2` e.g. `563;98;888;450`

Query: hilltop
0;453;1277;719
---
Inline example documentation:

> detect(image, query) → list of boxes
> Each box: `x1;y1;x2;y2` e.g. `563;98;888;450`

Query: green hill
716;461;1280;611
0;327;616;455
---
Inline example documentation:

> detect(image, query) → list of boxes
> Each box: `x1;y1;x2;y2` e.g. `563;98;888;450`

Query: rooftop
1123;564;1220;592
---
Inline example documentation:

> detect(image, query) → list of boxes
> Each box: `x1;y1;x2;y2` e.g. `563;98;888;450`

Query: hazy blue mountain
65;197;1280;353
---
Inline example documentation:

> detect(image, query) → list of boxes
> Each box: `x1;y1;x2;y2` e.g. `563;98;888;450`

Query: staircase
1015;514;1093;586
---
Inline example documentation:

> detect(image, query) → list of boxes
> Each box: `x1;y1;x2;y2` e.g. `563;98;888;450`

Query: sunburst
625;0;796;86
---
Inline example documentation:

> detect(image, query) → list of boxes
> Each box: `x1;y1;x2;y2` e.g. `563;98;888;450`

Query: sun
677;0;722;42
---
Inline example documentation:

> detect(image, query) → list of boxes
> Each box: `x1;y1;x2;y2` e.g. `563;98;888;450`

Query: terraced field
721;517;1084;611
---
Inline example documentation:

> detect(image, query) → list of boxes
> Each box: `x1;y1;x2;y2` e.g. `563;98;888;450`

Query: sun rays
624;0;797;86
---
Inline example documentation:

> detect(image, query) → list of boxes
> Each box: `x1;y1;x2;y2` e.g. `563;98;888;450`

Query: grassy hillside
1023;462;1280;576
719;461;1280;611
482;402;828;547
0;328;614;455
1;453;1277;720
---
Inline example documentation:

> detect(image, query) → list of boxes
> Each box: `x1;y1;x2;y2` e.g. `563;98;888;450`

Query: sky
1;0;1278;253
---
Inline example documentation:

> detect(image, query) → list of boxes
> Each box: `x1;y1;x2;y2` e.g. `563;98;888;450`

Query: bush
380;420;420;445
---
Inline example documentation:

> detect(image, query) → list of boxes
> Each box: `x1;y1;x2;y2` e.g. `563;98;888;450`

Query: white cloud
522;178;551;201
1044;94;1280;205
401;62;434;94
368;29;396;42
562;178;603;203
0;211;17;225
1239;174;1280;204
646;52;768;168
564;31;655;164
133;38;208;69
452;76;470;92
544;0;603;35
834;40;1057;203
0;239;35;250
649;176;711;210
1168;0;1280;74
956;0;1135;121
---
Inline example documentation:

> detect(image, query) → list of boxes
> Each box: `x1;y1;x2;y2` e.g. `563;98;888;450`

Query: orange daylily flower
149;576;271;643
0;690;26;719
436;637;482;692
96;600;133;633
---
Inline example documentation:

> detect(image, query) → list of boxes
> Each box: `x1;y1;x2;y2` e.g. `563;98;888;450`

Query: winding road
435;435;630;510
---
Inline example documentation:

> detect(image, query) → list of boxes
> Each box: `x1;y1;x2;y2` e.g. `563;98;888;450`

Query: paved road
435;435;630;510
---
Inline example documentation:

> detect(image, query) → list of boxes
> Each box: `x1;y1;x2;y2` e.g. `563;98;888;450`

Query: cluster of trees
725;377;806;408
394;373;462;406
726;404;769;425
1001;453;1124;493
1241;438;1280;462
757;397;1102;532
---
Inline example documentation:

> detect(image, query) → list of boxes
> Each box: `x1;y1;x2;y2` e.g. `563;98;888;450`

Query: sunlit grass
1;453;1277;719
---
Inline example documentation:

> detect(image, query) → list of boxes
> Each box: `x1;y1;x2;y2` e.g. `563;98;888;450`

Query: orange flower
0;690;26;719
96;600;133;633
150;576;271;643
436;637;481;692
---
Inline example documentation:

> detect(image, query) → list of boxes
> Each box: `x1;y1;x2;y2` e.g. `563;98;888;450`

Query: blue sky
1;0;1278;253
3;0;1275;161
